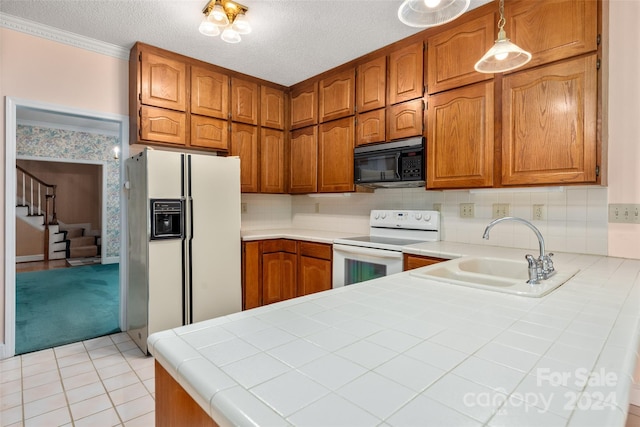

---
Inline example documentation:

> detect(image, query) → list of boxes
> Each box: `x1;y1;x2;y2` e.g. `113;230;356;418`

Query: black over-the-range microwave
354;137;425;189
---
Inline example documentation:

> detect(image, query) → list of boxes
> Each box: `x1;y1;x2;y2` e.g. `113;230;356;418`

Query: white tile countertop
241;228;360;244
149;244;640;427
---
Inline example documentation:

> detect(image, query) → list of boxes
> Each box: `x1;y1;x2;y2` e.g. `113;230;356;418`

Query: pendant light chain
498;0;506;33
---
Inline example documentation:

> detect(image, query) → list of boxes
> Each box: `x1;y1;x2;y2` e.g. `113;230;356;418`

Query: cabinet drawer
262;239;297;254
403;254;447;271
299;242;332;260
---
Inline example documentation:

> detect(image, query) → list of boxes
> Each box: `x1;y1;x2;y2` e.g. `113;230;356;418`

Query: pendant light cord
498;0;506;34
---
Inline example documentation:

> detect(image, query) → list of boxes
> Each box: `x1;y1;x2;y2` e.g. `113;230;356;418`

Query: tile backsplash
242;186;609;256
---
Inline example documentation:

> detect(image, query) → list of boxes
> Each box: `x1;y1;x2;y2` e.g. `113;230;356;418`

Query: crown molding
0;12;129;61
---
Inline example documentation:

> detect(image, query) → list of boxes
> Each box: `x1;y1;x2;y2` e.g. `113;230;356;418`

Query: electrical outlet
533;204;546;221
492;203;510;219
433;203;442;212
609;204;640;223
460;203;475;218
241;203;247;213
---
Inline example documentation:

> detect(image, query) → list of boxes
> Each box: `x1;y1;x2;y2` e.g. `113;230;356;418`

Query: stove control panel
370;209;440;231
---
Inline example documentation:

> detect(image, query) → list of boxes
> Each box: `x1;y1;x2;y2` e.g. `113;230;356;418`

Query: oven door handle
333;244;403;259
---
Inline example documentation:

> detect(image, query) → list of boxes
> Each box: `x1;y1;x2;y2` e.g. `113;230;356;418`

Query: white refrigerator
126;148;241;353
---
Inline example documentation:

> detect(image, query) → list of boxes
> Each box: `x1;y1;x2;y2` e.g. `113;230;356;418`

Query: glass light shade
474;30;532;73
221;27;241;43
231;12;251;34
199;16;220;36
210;3;230;26
398;0;470;28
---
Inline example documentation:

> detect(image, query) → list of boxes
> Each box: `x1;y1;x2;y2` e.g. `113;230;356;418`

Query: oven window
345;259;387;285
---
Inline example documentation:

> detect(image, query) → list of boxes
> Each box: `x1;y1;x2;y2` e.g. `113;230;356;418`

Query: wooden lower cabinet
262;251;297;306
242;239;333;309
298;242;332;296
155;361;218;427
403;254;447;270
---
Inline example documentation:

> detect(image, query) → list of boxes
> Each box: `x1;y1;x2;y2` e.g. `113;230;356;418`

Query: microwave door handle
395;153;402;180
333;244;403;259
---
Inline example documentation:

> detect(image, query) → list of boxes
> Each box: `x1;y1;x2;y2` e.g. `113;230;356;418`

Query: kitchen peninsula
149;242;640;427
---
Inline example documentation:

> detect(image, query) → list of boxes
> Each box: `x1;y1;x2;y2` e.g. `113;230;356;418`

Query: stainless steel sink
410;256;578;297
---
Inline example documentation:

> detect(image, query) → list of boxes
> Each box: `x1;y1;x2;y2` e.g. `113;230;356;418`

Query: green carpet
16;263;120;355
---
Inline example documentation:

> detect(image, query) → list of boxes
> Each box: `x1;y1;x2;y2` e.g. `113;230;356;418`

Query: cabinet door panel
357;109;386;146
318;117;354;193
190;116;228;150
140;105;186;145
389;42;424;105
502;55;597;185
506;0;597;70
262;252;296;305
231;78;258;125
357;56;386;112
260;129;286;193
261;86;285;129
291;82;318;129
230;123;259;193
298;256;332;297
290;127;318;194
427;13;494;94
140;52;186;111
427;82;494;189
242;242;261;310
191;66;228;119
319;68;355;122
387;99;423;141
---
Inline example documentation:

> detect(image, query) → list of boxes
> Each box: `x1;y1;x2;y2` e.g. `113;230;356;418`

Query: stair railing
16;165;58;261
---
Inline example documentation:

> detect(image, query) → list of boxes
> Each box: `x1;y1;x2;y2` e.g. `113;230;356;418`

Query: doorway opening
4;97;129;359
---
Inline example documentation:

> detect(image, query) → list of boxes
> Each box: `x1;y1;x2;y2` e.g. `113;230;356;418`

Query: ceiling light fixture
398;0;470;28
474;0;531;73
199;0;251;44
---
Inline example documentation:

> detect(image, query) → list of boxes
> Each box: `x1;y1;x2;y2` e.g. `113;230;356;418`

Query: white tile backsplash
241;186;609;255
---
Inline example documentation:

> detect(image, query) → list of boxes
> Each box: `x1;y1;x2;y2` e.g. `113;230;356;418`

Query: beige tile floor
0;332;155;427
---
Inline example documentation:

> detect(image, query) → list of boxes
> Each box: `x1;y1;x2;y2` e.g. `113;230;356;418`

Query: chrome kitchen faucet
482;217;555;285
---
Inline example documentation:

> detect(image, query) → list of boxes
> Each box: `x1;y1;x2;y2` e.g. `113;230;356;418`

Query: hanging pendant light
398;0;471;28
474;0;532;73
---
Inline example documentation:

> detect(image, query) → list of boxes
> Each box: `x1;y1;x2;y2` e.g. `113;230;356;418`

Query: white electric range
332;209;441;287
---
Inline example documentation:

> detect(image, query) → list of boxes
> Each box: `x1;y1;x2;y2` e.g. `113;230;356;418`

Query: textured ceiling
1;0;492;88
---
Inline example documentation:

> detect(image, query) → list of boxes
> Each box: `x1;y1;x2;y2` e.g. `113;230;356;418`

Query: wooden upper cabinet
260;128;286;193
427;13;495;94
140;106;186;145
389;42;424;105
230;123;259;193
319;68;355;122
427;81;494;189
290;127;318;194
190;66;228;119
261;86;285;130
231;78;258;125
291;82;318;129
357;56;386;113
318;117;354;193
190;116;228;151
140;51;187;112
387;99;423;141
502;55;597;186
505;0;597;71
357;109;386;146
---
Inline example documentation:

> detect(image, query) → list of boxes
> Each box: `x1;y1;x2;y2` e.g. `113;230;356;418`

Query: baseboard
16;254;44;263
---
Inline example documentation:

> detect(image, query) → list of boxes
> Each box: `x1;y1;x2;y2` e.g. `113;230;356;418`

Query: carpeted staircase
63;227;100;259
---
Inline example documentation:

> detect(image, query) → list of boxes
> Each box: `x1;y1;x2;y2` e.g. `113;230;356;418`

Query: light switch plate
492;203;510;219
609;204;640;223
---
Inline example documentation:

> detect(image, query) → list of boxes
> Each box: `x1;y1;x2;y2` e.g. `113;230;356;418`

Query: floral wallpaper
16;125;121;259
